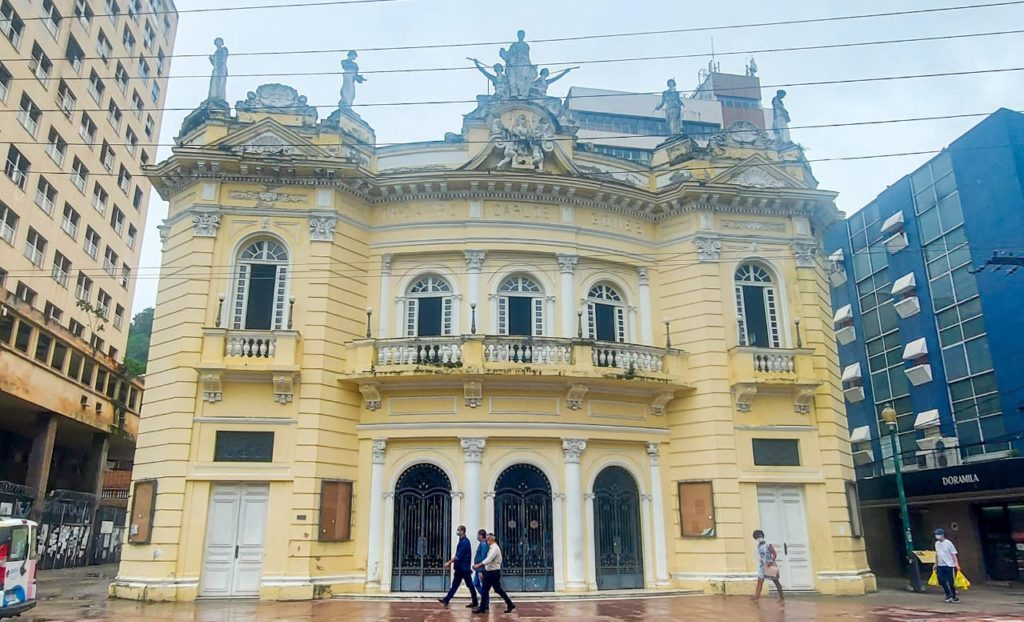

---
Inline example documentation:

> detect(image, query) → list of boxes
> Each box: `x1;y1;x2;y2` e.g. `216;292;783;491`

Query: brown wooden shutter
319;480;352;541
128;479;156;544
678;481;715;537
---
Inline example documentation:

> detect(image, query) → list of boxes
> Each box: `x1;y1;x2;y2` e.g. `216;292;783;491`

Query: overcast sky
131;0;1024;310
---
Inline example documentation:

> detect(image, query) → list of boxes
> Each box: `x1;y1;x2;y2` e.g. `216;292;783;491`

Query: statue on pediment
469;58;510;99
654;79;682;134
208;38;228;102
529;66;578;97
500;30;537;98
340;50;366;108
772;89;791;144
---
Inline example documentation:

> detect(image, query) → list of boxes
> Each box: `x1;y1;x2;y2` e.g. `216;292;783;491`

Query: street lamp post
882;404;925;593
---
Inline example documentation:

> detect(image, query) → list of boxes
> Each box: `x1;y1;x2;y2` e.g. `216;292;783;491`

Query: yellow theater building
112;37;874;600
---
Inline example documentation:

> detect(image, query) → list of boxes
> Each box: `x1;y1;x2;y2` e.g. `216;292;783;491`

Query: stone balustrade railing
483;337;572;365
592;342;664;373
226;332;278;358
751;349;797;374
377;337;464;366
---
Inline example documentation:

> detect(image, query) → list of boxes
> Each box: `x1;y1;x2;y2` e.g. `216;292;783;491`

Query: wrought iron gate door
391;464;452;592
494;464;554;592
594;466;644;589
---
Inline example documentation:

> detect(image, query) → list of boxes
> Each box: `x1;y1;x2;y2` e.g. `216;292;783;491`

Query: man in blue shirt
472;529;488;597
438;525;477;609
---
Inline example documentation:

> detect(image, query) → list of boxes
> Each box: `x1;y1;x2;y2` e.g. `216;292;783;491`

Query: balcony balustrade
201;328;299;371
729;346;820;413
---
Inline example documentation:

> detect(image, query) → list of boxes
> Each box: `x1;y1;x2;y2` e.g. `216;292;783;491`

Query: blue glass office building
825;109;1024;582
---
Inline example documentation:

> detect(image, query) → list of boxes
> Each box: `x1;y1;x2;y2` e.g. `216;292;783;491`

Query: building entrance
494;464;554;591
391;464;452;592
593;466;644;589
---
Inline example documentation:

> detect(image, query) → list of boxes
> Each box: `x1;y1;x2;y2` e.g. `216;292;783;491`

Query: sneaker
466;603;478;608
951;597;961;604
505;603;517;613
944;597;953;603
437;598;448;608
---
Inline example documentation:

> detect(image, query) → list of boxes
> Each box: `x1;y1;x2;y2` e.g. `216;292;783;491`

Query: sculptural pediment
236;83;318;119
461;106;579;175
709;153;807;189
709;121;775;150
208;118;338;160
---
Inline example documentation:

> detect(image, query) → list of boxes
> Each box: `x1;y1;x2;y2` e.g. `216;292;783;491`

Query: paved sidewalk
21;565;1024;621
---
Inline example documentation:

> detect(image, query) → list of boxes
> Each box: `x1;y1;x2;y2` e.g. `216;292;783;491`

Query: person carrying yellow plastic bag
933;528;963;603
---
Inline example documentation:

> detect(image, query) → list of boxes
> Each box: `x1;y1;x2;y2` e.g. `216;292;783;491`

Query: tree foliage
125;307;154;375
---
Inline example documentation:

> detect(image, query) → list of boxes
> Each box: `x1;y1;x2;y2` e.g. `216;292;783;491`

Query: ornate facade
113;40;873;600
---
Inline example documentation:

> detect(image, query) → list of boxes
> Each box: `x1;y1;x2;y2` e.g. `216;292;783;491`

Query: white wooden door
756;485;814;590
200;484;269;598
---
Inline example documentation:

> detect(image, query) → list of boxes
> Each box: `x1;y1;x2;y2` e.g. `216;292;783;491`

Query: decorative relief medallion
730;168;787;189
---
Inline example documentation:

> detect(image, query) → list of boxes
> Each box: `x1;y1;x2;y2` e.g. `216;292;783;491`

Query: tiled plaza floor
20;566;1024;621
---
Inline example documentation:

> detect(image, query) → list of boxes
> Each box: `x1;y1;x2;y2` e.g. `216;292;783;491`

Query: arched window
406;275;453;337
497;275;543;336
735;263;781;348
587;283;626;343
232;239;289;330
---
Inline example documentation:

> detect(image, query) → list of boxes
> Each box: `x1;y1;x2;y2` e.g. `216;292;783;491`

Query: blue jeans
936;565;956;599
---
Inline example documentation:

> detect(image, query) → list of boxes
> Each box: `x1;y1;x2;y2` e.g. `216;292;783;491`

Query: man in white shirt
934;528;961;604
472;533;515;614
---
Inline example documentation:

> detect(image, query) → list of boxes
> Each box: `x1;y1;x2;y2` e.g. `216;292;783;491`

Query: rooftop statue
468;58;510;99
208;38;228;102
654;79;683;135
529;66;578;98
771;89;791;144
340;50;366;108
500;30;537;98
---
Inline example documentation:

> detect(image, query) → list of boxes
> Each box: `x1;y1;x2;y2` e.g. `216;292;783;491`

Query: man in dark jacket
438;525;477;608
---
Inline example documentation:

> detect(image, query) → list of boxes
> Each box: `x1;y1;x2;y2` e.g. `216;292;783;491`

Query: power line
1;111;1009;150
6;66;1023;111
10;25;1023;74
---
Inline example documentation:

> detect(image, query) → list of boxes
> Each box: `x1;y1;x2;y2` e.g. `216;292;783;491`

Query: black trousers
936;565;957;599
443;568;477;604
480;569;513;611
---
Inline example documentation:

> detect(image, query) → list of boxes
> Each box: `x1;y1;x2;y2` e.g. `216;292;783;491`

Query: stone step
333;588;701;602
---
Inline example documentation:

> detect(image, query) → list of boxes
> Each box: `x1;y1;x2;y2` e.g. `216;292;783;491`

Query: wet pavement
20;566;1024;621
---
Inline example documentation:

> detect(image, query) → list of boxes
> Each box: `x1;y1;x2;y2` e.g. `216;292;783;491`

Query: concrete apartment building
0;0;176;568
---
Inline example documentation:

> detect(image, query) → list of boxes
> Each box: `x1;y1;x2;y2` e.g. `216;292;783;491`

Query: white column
557;254;579;338
464;251;483;336
381;491;395;592
584;492;598;589
647;442;670;585
637;267;653;345
545;296;556;336
394;297;405;337
460;438;486;531
378;255;393;338
640;493;656;588
365;439;387;588
562;438;587;589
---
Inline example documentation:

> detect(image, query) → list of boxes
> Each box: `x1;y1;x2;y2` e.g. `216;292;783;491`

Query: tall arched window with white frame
734;262;782;348
496;275;544;336
587;283;626;343
406;275;454;337
232;239;289;330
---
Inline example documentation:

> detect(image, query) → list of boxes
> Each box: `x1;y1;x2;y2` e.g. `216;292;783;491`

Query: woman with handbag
752;529;785;602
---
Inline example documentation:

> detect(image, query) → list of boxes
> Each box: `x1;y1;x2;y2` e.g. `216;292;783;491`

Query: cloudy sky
132;0;1024;309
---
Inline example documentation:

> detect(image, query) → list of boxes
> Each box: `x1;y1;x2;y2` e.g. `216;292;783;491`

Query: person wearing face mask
934;528;961;604
751;529;784;602
438;525;477;609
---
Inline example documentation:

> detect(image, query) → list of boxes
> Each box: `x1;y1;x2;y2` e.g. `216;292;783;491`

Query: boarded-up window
752;438;801;466
846;480;864;537
319;480;353;541
678;481;715;537
128;479;156;544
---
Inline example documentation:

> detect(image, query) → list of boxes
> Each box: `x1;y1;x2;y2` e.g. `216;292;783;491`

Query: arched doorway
391;464;451;592
494;464;554;591
593;466;644;589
